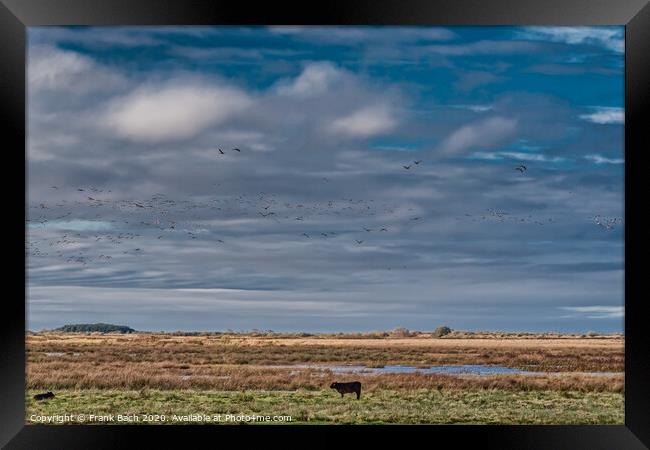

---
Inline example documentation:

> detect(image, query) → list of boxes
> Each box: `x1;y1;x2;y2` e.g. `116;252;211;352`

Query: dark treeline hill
54;323;135;333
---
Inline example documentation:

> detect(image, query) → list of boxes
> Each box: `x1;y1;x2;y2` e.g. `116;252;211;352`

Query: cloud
450;105;493;113
31;220;114;232
470;151;566;163
168;46;307;62
275;62;343;98
422;40;540;56
28;45;125;93
438;117;518;155
28;26;232;50
329;105;398;138
584;155;624;165
558;306;624;319
26;27;625;333
525;63;619;76
102;81;252;143
579;107;624;125
268;26;455;44
518;27;624;53
454;71;506;92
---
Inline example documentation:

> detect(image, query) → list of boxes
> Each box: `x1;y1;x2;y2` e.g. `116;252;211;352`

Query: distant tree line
54;323;135;333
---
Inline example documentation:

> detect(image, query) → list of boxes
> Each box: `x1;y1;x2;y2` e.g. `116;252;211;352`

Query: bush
390;327;413;337
432;326;452;337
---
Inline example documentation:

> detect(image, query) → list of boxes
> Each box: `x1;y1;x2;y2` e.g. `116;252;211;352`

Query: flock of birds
26;149;623;267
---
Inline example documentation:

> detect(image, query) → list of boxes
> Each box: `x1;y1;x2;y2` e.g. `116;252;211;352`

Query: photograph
25;25;625;425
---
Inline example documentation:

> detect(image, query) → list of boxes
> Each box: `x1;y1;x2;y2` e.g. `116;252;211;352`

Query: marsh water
267;364;619;377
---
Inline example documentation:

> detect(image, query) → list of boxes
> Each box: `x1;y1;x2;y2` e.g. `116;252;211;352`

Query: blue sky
26;26;624;332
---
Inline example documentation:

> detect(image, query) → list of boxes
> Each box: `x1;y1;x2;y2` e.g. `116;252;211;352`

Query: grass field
26;332;624;424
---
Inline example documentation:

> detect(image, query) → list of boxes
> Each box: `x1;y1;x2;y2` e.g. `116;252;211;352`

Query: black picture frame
1;1;648;448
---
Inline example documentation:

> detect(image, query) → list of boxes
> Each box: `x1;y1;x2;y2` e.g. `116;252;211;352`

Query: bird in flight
414;160;422;165
218;148;225;155
515;164;527;173
403;165;411;170
232;148;241;152
302;233;310;238
355;240;364;245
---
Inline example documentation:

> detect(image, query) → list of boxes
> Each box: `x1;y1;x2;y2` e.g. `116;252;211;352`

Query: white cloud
438;116;518;154
422;40;539;56
519;27;624;53
329;105;397;138
102;82;252;143
29;46;92;90
28;45;124;93
31;220;114;232
276;61;343;98
558;306;623;319
451;104;493;113
470;151;565;163
579;107;624;124
584;154;624;164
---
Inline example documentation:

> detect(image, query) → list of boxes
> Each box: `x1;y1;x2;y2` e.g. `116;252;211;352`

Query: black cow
330;381;361;399
33;391;55;401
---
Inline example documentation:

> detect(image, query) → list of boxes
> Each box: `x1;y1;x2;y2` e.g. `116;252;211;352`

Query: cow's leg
341;393;344;397
356;391;360;400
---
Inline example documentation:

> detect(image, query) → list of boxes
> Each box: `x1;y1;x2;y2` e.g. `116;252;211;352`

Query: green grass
26;389;624;425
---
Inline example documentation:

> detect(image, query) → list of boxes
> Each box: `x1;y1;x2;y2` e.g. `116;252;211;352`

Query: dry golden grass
27;332;624;392
28;360;623;392
27;332;624;373
25;332;624;424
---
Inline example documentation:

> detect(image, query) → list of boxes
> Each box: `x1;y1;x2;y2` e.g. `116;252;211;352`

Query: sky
26;26;624;333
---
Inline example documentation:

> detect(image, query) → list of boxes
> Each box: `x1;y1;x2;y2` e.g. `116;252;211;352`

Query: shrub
390;327;412;337
432;326;452;337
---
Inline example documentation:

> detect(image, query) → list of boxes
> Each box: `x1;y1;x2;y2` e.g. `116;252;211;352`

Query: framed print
1;0;648;448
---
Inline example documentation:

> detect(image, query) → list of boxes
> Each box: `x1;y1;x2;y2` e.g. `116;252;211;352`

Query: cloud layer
103;82;252;142
27;26;625;333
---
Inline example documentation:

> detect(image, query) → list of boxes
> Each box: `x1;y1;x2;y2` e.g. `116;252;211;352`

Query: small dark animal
330;381;361;399
33;391;55;401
